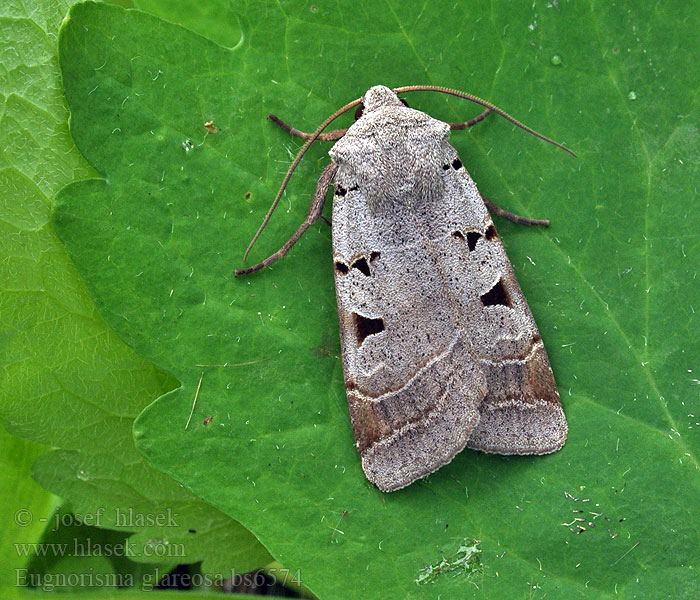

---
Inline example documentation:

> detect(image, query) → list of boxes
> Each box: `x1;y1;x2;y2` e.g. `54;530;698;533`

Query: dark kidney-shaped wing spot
335;261;349;274
451;158;463;170
466;231;482;251
334;185;347;197
485;224;497;240
353;313;385;345
351;257;371;276
369;251;381;262
354;103;364;121
442;164;450;171
452;230;465;241
480;278;512;308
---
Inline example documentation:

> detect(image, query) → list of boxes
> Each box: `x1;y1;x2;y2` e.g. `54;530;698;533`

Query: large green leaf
0;0;270;590
54;1;699;598
0;427;55;594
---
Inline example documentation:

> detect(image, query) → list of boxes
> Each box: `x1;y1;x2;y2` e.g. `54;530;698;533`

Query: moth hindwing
237;85;569;493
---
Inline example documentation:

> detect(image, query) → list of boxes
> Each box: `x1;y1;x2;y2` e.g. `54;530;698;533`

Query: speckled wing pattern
328;86;567;492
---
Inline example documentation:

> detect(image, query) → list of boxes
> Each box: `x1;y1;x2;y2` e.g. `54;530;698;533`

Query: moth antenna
243;97;364;261
393;85;576;157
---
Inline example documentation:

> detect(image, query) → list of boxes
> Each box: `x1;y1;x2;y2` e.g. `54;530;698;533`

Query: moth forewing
428;150;567;457
331;170;487;493
463;243;568;456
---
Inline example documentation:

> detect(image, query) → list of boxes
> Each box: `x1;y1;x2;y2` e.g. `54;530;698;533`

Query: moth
236;85;570;492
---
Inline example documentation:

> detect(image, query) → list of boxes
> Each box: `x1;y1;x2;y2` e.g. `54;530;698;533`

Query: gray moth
236;85;569;492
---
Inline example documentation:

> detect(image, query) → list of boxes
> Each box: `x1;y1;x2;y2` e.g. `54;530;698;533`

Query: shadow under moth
236;85;571;492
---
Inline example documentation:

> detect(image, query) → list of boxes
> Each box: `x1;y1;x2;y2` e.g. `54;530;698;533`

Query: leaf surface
0;0;269;586
54;1;700;598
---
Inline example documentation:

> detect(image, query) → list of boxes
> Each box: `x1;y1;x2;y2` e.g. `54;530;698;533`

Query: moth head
362;86;404;113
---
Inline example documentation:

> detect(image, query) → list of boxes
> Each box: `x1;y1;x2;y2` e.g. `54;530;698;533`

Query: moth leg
268;114;347;141
235;163;338;276
448;107;493;130
482;195;550;227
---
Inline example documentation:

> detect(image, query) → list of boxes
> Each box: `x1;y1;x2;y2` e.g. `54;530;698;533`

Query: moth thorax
336;140;448;211
329;103;452;211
